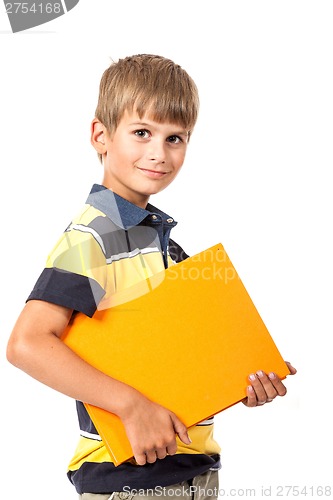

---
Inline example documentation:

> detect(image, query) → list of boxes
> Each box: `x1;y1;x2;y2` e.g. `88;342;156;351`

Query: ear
91;118;108;154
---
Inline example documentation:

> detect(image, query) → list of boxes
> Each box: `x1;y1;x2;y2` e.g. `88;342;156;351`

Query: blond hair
95;54;199;163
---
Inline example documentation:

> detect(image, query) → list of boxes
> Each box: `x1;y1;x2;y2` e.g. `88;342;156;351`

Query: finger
243;385;257;407
256;370;278;402
156;447;168;460
166;441;177;456
170;414;191;445
268;372;287;396
145;450;158;464
248;373;268;404
134;451;147;466
285;361;297;375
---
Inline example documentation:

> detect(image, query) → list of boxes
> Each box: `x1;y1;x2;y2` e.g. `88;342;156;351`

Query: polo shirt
27;184;221;494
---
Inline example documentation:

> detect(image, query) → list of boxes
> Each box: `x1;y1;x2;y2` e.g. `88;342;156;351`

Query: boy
7;54;295;499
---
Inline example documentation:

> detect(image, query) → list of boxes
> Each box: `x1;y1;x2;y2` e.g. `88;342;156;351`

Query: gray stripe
87;217;162;260
196;417;215;426
106;246;161;264
71;224;106;255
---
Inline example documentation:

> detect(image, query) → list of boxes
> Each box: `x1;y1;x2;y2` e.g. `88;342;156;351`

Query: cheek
173;151;186;170
124;142;143;162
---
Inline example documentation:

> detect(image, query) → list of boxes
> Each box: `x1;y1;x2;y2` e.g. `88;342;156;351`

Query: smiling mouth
137;167;169;178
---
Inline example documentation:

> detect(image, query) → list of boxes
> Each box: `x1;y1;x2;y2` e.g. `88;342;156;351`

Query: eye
167;135;182;144
134;129;150;139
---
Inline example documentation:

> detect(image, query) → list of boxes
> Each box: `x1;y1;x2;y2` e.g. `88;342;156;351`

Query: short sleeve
27;222;107;317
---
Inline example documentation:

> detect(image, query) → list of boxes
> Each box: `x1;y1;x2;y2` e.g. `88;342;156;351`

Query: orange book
61;243;290;465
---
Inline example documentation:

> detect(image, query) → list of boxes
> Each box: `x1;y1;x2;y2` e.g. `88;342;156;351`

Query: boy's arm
7;300;191;465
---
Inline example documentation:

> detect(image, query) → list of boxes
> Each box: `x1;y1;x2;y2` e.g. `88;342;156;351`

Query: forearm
7;301;191;466
7;302;140;418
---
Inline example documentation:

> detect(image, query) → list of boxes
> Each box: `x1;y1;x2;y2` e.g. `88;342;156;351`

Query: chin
141;185;166;197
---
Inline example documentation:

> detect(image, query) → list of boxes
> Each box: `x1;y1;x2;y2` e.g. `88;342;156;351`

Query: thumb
170;413;192;445
285;361;297;375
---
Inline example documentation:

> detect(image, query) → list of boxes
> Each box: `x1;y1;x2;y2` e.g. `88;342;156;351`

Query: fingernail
249;374;256;381
257;370;264;377
268;372;275;379
248;385;254;392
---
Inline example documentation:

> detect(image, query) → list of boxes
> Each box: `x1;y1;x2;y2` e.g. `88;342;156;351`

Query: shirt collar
86;184;177;230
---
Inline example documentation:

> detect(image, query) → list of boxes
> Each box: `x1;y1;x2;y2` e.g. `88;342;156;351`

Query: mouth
137;167;169;179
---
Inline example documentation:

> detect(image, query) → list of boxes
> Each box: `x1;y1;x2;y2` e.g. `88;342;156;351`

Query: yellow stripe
68;424;221;471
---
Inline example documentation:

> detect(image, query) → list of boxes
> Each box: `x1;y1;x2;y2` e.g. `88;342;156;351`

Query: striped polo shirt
28;184;221;494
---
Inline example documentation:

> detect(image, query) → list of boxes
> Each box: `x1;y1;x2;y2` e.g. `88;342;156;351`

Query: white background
1;1;332;499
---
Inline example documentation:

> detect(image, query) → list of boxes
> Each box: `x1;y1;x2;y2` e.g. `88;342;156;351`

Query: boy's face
95;110;189;208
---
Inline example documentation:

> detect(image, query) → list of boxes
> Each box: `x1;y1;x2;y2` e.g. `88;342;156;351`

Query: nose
147;140;166;163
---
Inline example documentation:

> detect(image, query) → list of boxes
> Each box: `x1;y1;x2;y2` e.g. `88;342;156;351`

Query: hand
121;394;191;466
242;361;297;408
